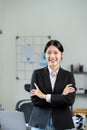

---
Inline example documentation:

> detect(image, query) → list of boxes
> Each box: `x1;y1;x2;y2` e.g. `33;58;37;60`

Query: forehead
46;45;59;51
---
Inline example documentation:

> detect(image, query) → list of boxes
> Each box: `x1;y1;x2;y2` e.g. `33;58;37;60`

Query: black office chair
24;84;31;92
15;84;33;130
15;99;33;130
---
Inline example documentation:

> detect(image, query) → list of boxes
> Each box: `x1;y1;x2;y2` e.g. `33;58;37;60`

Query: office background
0;0;87;110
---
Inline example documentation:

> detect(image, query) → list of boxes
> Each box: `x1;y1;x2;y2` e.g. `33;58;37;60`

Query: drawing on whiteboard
22;44;34;63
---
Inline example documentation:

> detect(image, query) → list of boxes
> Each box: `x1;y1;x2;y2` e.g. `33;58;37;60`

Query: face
45;45;64;69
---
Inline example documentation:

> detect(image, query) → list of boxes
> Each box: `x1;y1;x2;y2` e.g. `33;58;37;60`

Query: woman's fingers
62;84;75;95
67;84;72;87
68;87;75;92
30;83;39;96
34;82;38;90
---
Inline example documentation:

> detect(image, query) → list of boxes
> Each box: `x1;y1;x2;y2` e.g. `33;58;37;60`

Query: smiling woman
44;40;64;71
29;40;77;130
0;0;87;112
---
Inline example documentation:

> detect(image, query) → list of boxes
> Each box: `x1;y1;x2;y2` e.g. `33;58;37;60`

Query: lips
49;60;56;63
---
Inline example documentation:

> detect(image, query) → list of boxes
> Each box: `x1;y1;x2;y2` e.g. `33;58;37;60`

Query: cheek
57;55;62;60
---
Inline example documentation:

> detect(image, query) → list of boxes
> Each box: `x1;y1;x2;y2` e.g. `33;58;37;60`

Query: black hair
44;40;64;53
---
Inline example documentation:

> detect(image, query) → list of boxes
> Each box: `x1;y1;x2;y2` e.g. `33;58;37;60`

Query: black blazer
29;67;76;129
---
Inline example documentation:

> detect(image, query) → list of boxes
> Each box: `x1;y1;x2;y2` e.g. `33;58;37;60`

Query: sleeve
51;72;77;107
30;70;51;107
46;94;51;103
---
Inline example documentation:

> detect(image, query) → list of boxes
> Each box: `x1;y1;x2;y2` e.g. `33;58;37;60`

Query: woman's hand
62;84;75;95
30;83;46;99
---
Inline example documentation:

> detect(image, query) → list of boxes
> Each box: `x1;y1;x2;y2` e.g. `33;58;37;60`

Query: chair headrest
24;84;30;92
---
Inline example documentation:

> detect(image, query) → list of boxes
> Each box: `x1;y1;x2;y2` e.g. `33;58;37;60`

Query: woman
29;40;76;130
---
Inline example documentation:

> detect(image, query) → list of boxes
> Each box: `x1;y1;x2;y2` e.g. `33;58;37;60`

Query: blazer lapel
42;67;52;93
53;68;64;93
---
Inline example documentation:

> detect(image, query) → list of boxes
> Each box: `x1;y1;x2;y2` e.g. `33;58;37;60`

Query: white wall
0;0;3;105
0;0;87;110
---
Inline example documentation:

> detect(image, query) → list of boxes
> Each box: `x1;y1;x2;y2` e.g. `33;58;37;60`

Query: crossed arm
30;83;75;100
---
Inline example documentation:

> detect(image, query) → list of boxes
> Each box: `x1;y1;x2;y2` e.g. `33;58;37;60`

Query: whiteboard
16;35;51;82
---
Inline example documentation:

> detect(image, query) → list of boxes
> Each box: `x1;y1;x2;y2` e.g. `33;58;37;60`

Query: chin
50;64;56;66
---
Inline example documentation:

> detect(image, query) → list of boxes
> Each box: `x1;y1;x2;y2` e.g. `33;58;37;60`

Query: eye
54;51;59;54
47;51;51;54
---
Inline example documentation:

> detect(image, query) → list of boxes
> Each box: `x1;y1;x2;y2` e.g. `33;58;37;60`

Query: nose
50;53;55;58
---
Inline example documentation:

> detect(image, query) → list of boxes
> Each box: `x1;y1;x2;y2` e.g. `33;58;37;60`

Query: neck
50;65;60;71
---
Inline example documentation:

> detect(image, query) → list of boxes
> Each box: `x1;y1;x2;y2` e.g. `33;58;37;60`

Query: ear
61;52;64;59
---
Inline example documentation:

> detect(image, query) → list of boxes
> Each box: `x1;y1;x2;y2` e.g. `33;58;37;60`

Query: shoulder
33;66;48;74
60;67;73;76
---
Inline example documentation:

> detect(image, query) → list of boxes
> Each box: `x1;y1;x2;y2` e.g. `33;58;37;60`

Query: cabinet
73;72;87;94
72;72;87;112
